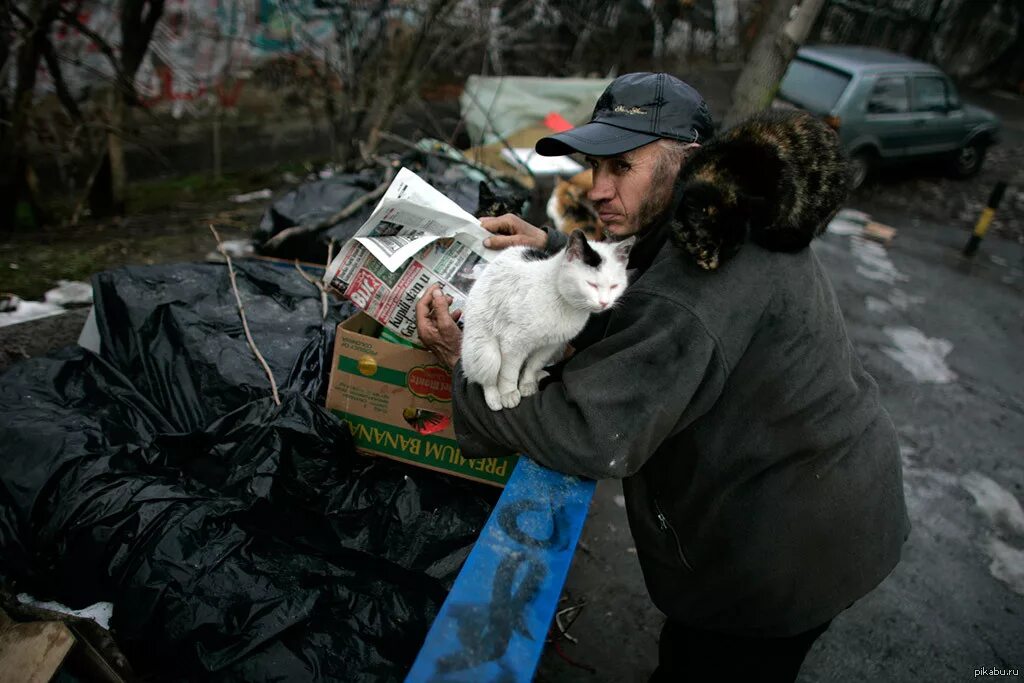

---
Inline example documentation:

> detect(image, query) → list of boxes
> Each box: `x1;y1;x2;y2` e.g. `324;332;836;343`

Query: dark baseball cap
535;72;714;157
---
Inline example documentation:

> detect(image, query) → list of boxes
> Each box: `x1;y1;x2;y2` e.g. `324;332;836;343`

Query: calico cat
475;180;528;218
546;170;604;241
462;230;632;411
671;109;850;270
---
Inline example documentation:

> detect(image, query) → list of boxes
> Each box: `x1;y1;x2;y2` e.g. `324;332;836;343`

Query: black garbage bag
0;261;498;681
92;260;349;431
255;173;382;262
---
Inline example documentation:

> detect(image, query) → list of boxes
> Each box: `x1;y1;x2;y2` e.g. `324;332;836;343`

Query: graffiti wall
45;0;360;116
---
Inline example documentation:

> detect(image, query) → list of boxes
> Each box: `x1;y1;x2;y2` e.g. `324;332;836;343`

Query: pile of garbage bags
0;260;498;681
255;140;528;263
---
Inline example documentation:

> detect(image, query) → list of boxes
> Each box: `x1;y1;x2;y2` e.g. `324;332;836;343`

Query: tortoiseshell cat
546;170;604;241
475;180;528;218
671;109;849;270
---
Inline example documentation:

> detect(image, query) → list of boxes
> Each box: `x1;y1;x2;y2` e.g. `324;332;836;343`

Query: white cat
461;229;633;411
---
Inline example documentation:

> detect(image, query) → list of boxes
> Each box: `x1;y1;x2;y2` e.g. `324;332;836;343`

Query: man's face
585;141;677;239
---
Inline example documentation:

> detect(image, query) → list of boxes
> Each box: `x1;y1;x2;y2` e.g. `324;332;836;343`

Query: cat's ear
614;236;635;263
478;181;494;202
565;229;587;262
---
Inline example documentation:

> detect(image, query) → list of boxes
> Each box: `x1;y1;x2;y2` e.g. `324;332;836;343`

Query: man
416;73;909;681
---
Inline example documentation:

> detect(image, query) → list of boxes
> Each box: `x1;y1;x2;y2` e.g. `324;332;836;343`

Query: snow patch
850;236;908;284
0;298;64;327
16;593;113;630
888;288;925;311
882;326;956;383
961;472;1024;536
985;538;1024;597
865;296;892;314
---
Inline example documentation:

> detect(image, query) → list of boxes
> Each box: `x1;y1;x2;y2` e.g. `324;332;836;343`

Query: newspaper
323;167;498;344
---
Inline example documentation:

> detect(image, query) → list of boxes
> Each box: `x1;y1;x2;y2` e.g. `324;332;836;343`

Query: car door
908;75;964;154
862;74;913;158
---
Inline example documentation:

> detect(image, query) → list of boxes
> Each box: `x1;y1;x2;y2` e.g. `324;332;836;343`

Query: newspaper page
323;168;495;344
351;167;498;271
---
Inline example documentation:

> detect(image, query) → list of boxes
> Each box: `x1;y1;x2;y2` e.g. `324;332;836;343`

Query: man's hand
416;284;463;370
480;214;548;250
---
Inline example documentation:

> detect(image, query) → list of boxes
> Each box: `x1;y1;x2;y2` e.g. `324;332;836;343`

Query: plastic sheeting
460;76;612;146
0;260;498;681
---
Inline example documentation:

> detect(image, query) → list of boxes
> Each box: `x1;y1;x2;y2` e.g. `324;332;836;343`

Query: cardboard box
327;313;517;487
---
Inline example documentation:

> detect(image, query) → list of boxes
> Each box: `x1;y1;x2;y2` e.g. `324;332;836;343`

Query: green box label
333;412;516;485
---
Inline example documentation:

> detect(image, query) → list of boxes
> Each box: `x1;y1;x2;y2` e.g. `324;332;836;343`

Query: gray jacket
451;223;909;637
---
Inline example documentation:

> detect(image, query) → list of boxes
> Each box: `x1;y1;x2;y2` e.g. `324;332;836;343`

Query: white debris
882;326;956;383
218;239;255;258
229;188;272;203
613;494;626;508
16;593;113;630
961;472;1024;536
0;297;64;328
44;280;93;306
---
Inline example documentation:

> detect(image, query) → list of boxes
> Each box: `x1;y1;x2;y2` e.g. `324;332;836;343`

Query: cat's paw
499;388;521;409
519;379;539;397
483;385;503;412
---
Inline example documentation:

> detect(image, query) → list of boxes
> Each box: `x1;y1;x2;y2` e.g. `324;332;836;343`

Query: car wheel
848;151;871;190
950;140;987;178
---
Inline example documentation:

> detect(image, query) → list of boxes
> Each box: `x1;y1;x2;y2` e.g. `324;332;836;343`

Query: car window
945;79;962;109
912;76;948;112
867;76;909;114
778;58;852;114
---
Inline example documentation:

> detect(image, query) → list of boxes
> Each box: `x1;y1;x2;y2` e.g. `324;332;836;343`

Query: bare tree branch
210;224;281;406
40;36;82;121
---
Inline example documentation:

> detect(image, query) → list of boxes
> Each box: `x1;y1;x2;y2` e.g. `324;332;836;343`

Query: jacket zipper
654;498;694;572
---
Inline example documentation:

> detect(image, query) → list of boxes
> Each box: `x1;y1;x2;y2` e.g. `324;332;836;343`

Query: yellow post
964;181;1007;257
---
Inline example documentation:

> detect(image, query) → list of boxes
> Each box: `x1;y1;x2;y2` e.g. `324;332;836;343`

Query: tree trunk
0;0;61;231
722;0;826;130
107;90;127;213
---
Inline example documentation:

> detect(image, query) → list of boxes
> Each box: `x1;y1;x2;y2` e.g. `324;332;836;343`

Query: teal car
776;45;1002;189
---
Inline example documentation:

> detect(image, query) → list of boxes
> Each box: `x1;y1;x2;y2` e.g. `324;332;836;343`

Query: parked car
776;45;1001;189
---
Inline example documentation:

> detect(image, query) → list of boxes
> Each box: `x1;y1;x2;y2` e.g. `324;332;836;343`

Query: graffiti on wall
44;0;362;116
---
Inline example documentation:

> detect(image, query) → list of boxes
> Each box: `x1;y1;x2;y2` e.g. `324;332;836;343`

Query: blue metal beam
406;458;596;682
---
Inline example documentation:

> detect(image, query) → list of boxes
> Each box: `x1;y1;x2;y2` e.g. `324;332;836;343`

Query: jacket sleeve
451;290;728;479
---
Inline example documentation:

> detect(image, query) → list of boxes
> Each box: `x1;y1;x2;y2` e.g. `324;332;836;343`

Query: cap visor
535;121;660;157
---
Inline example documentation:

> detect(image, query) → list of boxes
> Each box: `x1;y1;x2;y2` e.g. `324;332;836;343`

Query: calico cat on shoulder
671;109;850;270
547;170;604;241
461;229;632;411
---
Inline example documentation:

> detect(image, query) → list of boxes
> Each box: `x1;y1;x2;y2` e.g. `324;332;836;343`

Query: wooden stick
263;165;397;250
293;259;329;321
209;224;281;406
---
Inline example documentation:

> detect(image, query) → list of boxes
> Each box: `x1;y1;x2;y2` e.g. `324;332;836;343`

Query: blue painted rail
406;458;596;682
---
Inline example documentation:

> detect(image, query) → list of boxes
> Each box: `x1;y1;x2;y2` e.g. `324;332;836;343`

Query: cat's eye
610;285;619;290
587;281;598;289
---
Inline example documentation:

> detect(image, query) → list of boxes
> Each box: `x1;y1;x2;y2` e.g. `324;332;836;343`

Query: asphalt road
537;203;1024;682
